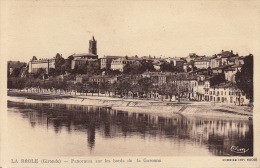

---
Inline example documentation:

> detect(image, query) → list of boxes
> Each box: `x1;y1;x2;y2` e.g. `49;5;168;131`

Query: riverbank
7;90;253;120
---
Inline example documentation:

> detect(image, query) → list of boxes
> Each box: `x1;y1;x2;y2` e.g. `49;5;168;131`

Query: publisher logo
230;146;249;154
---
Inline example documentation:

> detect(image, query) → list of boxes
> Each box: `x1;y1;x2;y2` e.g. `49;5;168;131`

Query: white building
28;56;55;74
71;53;98;69
111;57;135;72
224;65;242;82
210;58;221;68
194;59;210;69
208;82;249;105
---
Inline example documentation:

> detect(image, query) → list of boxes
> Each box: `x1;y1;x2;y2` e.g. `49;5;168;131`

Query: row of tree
8;76;191;101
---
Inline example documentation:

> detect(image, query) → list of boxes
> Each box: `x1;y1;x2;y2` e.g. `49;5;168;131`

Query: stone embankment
7;90;253;120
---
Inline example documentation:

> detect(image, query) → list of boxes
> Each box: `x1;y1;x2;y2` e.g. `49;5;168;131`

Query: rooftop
212;82;238;89
72;53;98;57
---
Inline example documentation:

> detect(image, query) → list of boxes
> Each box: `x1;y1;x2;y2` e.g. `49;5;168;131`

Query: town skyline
1;1;259;62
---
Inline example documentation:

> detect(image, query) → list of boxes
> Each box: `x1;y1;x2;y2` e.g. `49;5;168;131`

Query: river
7;100;253;156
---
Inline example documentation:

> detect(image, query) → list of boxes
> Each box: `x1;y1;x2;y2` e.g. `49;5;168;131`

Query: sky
1;0;260;62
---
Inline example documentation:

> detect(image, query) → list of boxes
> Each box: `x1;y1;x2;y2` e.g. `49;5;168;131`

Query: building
210;57;221;68
111;57;136;72
71;36;98;69
28;56;55;74
71;53;98;69
224;65;242;82
186;53;200;63
100;56;123;69
175;60;185;71
216;50;237;65
194;59;210;69
208;82;249;104
89;36;97;55
228;56;244;66
75;74;89;83
89;75;107;84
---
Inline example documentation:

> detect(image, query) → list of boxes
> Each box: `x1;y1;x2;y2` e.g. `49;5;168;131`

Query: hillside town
8;36;253;105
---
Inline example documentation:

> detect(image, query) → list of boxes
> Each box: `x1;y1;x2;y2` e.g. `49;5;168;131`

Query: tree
65;55;74;73
138;78;153;99
117;79;132;97
210;73;225;86
160;62;174;72
158;83;167;101
7;77;26;91
86;61;101;75
109;82;119;96
55;53;65;75
140;60;155;72
100;80;109;95
76;82;84;95
33;68;46;79
235;55;253;102
123;62;142;74
77;64;88;74
10;68;21;77
105;69;121;76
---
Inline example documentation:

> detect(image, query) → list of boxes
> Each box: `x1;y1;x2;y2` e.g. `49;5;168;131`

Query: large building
194;59;210;69
100;56;123;69
111;57;136;72
28;56;55;74
71;36;98;69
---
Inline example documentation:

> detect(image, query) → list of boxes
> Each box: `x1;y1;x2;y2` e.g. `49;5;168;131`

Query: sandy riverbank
7;91;253;120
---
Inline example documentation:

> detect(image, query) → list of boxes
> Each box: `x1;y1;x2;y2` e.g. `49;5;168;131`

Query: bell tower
89;36;97;55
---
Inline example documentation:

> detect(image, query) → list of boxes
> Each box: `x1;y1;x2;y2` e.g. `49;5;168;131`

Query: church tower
89;36;97;55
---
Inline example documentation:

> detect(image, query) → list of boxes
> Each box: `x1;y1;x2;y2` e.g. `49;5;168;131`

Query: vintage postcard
0;0;259;167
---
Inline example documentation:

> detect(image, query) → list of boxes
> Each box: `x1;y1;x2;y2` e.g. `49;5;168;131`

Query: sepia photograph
1;0;259;167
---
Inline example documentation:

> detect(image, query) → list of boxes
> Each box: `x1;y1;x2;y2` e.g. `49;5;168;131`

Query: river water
7;100;253;156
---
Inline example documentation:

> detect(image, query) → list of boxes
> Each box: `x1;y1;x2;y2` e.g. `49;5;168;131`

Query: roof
231;65;242;68
217;50;234;58
76;74;89;78
194;59;210;62
72;53;98;57
212;82;238;89
102;56;124;59
228;56;239;61
224;68;236;71
73;58;98;61
212;65;231;70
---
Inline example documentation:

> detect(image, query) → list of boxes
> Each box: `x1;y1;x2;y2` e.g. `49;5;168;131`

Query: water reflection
8;101;253;156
